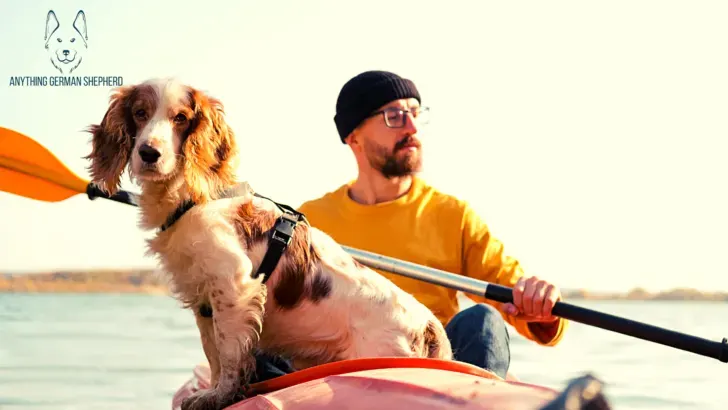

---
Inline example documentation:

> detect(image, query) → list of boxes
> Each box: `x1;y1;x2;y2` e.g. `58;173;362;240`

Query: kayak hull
229;367;557;410
171;358;566;410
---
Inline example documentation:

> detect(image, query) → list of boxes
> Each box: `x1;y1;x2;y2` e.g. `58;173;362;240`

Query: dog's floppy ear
84;85;136;195
44;10;59;48
73;10;88;47
183;89;238;203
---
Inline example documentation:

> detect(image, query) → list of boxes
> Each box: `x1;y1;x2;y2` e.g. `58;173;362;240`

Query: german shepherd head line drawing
45;10;88;74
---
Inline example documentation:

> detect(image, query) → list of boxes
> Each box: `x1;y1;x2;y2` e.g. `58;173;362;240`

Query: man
297;70;568;379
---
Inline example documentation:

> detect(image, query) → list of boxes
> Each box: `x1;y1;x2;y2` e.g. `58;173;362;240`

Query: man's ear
345;129;359;146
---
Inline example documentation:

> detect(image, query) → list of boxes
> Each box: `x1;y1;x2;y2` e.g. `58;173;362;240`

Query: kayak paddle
0;126;139;206
345;247;727;364
1;125;726;364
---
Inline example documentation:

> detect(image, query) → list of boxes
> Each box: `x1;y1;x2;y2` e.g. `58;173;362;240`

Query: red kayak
171;357;612;409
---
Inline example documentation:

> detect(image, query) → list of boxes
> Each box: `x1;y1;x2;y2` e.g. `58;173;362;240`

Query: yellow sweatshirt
297;176;567;346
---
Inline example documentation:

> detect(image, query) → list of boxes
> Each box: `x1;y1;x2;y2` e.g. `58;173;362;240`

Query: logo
7;9;123;88
45;10;87;74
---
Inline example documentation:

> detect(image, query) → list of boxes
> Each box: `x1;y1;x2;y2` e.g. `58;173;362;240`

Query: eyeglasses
368;106;430;128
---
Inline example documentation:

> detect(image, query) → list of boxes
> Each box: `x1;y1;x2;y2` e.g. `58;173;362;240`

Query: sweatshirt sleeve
459;204;568;346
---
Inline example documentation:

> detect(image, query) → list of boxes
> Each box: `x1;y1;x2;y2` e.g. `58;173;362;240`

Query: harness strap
250;210;305;283
156;185;307;318
253;192;309;225
250;192;308;283
159;199;195;232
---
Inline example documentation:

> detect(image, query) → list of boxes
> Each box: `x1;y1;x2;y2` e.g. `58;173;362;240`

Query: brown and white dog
84;78;452;410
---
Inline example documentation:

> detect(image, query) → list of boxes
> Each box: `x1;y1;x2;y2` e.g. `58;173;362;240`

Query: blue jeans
445;303;511;379
249;351;296;383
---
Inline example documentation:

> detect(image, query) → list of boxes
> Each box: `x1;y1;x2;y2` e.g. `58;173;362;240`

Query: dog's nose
138;144;161;164
63;50;69;55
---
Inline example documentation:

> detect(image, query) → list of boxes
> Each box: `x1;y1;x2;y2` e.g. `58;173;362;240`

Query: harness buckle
270;212;299;246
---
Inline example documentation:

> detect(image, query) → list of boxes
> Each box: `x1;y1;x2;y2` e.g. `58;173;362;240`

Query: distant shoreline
560;288;728;302
1;270;726;301
0;270;171;296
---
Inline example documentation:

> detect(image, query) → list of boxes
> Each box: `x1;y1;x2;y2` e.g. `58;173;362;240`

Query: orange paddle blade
0;126;89;202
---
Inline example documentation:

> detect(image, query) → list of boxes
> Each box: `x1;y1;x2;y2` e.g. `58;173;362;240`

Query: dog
44;10;88;74
84;78;453;410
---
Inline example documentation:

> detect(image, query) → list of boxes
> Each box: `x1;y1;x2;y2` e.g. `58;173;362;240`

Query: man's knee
445;303;511;379
446;303;509;340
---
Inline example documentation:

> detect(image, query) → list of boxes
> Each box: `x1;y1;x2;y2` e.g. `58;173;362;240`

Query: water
0;294;205;410
0;293;725;410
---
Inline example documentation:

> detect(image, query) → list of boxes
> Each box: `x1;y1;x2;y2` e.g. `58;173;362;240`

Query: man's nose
403;112;419;133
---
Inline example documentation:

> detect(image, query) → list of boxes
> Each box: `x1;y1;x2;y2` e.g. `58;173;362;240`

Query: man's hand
501;276;561;323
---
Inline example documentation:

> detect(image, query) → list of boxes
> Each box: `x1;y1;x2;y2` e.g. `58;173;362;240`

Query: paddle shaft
94;188;728;364
343;246;728;364
86;184;140;206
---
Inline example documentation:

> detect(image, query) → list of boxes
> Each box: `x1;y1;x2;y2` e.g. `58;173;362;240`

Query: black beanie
334;70;421;143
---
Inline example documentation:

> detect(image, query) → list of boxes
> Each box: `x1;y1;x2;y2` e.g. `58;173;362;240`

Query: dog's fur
84;78;452;410
44;10;88;74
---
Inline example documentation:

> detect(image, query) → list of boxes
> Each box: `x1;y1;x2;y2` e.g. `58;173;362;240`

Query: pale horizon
1;1;727;294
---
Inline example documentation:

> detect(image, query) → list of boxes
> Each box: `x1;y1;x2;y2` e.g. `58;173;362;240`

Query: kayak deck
172;357;611;409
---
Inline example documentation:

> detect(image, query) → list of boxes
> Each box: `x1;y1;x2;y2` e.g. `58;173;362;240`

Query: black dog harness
158;184;308;318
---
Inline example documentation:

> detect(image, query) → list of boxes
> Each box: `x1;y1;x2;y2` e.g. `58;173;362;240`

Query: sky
1;1;727;293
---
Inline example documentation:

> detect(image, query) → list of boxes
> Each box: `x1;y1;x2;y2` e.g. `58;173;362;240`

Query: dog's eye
71;38;75;43
134;109;147;119
173;114;187;124
57;38;61;42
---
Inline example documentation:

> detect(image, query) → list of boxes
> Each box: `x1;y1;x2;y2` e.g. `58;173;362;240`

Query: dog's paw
180;388;246;410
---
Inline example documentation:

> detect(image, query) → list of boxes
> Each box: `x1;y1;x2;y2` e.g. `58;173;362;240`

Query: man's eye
386;110;401;120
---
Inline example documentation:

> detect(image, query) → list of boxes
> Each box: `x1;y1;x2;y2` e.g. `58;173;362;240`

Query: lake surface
0;293;725;409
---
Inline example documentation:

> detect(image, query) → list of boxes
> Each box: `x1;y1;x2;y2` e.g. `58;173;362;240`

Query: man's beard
365;136;422;179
